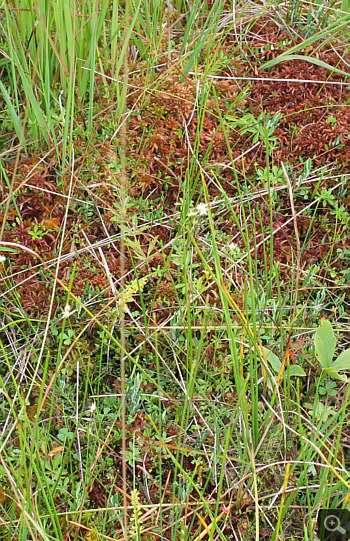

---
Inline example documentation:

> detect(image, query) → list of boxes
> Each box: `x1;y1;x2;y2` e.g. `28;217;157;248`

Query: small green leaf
332;348;350;371
0;246;19;253
263;349;306;377
289;365;306;377
314;319;336;368
263;348;281;373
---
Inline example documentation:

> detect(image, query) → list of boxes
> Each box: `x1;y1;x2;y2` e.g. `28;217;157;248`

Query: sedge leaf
262;54;350;78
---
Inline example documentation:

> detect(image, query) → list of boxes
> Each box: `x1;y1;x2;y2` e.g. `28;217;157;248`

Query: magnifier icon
324;514;346;535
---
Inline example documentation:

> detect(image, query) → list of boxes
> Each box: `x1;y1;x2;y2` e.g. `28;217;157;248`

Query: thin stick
120;2;131;537
278;163;302;385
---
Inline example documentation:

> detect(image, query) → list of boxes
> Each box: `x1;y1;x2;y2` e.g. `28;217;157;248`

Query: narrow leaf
0;81;26;149
0;246;19;253
262;54;350;79
261;15;350;70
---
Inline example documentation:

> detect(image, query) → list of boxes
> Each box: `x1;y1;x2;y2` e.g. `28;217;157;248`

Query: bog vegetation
0;1;350;540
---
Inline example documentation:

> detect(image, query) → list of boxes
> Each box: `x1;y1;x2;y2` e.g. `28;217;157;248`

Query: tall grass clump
0;1;134;154
0;0;232;155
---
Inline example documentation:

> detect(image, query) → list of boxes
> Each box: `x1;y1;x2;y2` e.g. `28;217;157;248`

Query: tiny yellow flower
117;276;148;315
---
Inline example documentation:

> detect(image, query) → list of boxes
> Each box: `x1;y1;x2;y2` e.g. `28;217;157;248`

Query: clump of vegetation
0;1;349;540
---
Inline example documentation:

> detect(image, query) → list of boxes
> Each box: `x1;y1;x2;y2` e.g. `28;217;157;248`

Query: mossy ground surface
0;4;349;540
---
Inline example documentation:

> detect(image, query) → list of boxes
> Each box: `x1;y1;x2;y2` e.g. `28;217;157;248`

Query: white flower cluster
227;242;244;260
188;202;209;217
0;256;6;264
62;303;73;319
228;242;239;252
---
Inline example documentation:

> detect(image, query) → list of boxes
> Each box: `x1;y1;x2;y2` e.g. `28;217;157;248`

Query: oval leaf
263;348;281;373
289;365;306;377
314;319;336;369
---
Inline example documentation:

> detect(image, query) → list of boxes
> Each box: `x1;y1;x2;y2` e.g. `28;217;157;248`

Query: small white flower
227;242;243;260
87;402;96;414
197;202;209;215
0;255;6;264
188;202;209;217
83;401;97;418
62;303;73;319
